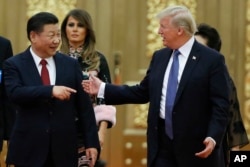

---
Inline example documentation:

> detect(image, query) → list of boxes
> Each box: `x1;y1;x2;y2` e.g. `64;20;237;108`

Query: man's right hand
82;75;102;95
52;86;76;100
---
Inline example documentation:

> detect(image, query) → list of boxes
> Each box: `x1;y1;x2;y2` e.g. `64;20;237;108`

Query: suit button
46;129;50;133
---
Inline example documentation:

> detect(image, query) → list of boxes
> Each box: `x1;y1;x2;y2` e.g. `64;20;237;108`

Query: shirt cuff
206;137;216;147
97;82;105;98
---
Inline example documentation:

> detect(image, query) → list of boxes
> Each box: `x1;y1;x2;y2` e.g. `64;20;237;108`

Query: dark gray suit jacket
104;41;230;167
0;36;15;151
3;47;99;166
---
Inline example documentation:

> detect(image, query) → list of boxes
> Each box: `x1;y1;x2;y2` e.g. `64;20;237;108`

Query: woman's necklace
69;45;83;59
69;45;90;79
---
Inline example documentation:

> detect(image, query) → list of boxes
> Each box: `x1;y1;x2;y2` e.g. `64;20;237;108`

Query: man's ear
177;26;184;35
30;31;37;43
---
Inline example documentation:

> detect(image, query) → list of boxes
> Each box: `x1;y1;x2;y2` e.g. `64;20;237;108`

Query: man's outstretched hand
82;75;102;95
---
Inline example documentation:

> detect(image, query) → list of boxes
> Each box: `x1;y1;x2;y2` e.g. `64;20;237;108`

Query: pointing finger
66;88;77;93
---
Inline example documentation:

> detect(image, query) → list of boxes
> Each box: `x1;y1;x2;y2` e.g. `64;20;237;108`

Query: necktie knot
173;49;180;57
40;59;47;66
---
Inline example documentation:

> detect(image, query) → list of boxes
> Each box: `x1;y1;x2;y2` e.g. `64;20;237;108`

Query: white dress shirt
159;37;194;119
30;47;56;85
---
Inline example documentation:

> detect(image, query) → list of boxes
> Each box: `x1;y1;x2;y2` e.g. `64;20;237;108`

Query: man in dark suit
83;6;230;167
3;12;99;167
0;36;15;153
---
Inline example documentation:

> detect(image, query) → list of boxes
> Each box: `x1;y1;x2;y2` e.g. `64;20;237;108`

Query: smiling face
66;16;87;47
30;24;61;58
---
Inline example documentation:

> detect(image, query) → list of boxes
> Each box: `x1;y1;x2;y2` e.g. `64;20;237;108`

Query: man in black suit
3;12;99;167
0;36;15;153
83;5;230;167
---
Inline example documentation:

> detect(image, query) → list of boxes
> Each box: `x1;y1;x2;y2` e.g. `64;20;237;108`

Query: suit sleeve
0;38;14;150
207;55;230;146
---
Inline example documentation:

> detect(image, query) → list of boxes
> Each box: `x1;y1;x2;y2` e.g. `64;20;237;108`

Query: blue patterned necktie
165;50;180;139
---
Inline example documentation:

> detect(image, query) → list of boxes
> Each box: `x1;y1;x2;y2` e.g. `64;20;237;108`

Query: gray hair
156;6;197;36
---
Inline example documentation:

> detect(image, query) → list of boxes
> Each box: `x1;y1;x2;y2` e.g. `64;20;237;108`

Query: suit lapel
159;49;172;80
155;49;172;99
53;53;62;84
22;48;43;85
175;42;201;103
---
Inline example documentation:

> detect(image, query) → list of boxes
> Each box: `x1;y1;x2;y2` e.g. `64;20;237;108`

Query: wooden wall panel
0;0;27;55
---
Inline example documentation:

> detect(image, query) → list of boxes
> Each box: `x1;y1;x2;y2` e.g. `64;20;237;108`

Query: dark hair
27;12;59;41
195;23;222;51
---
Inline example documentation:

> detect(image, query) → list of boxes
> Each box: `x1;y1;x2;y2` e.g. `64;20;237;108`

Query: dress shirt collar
177;36;195;58
30;47;54;67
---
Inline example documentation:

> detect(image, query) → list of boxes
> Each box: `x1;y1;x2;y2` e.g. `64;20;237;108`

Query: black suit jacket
104;41;230;167
0;36;15;151
3;48;100;166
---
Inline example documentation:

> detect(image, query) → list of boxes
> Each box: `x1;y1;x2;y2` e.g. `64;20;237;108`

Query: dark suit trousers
14;146;55;167
153;118;177;167
153;118;225;167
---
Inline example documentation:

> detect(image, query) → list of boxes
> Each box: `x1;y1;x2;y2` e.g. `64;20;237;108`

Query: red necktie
40;59;50;85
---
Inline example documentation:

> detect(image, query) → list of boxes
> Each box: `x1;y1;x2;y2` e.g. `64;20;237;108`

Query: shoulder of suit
0;37;11;49
0;36;10;43
153;47;172;57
